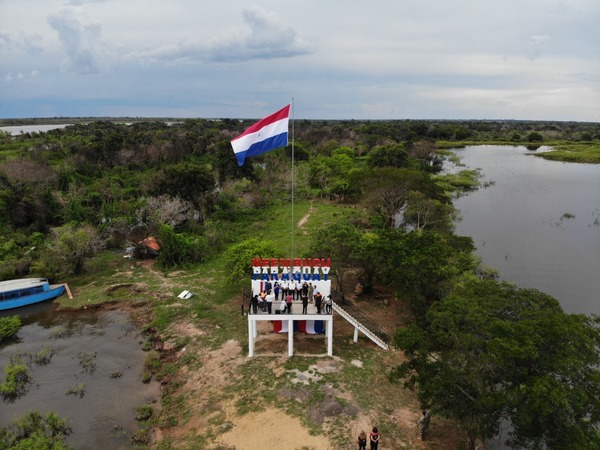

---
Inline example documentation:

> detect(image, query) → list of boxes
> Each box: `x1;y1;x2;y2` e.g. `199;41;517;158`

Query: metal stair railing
332;301;389;350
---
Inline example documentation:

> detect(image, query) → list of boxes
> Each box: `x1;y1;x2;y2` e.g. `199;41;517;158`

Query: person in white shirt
295;280;302;301
281;280;289;300
265;291;275;314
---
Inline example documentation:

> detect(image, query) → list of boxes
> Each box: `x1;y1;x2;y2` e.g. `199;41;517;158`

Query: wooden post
64;283;73;300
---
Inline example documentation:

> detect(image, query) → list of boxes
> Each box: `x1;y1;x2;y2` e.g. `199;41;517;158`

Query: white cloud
47;7;108;74
132;6;313;64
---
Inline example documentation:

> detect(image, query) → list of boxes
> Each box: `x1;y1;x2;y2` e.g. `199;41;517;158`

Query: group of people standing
357;427;380;450
249;279;332;315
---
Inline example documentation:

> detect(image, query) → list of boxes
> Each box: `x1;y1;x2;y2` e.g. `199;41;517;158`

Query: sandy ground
216;408;331;450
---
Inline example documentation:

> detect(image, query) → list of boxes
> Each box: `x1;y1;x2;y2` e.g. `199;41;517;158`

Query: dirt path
297;201;314;231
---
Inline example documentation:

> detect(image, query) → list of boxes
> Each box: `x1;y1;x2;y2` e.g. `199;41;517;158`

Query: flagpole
291;98;295;263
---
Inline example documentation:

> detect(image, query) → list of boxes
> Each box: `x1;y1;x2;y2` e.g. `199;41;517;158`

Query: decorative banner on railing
272;320;325;334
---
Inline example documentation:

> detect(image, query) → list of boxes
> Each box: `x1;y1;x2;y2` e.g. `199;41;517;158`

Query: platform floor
248;299;331;316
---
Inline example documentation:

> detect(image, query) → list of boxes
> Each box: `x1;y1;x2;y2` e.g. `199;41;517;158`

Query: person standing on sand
358;431;367;450
369;427;380;450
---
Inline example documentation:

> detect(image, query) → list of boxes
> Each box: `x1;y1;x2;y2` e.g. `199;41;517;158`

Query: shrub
0;316;21;341
0;361;31;400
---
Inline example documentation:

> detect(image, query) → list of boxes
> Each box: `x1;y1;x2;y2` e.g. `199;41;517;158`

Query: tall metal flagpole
291;98;295;262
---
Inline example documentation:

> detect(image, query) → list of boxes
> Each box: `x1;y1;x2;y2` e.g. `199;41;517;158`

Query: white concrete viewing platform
247;300;333;357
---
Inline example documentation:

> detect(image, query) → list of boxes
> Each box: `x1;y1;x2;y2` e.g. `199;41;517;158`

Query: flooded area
448;145;600;315
0;303;160;449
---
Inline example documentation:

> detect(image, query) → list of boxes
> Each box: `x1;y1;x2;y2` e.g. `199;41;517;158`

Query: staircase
332;301;390;350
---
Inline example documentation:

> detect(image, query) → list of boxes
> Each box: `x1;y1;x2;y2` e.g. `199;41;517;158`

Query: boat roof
0;278;49;292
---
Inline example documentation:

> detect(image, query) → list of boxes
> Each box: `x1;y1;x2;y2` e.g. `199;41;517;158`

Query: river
448;145;600;315
0;303;160;449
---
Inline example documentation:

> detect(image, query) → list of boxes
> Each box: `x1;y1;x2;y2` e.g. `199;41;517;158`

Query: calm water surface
449;145;600;315
0;303;160;449
0;124;71;134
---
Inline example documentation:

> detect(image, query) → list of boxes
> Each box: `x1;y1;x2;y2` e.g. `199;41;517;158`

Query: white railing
332;301;389;350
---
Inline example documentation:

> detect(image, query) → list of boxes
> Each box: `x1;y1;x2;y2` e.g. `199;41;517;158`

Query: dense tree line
1;118;599;449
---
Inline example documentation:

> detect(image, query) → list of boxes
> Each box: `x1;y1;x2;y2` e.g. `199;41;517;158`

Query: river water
448;145;600;315
0;303;160;449
0;124;72;135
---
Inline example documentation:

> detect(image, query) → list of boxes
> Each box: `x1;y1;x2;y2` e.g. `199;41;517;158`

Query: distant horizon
1;116;599;125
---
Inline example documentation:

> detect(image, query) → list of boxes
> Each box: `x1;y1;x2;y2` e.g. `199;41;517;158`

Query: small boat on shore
0;278;65;311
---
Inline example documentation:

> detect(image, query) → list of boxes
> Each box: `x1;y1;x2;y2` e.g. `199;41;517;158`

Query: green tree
151;162;215;205
352;231;397;291
157;224;208;268
359;168;438;229
223;238;279;285
392;279;600;450
368;143;408;168
391;230;475;318
404;191;456;232
33;224;102;276
309;223;362;291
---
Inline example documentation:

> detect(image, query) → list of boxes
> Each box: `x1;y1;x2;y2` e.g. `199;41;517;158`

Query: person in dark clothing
314;291;323;314
418;410;431;440
301;293;309;314
302;281;309;297
369;427;380;450
285;293;293;314
251;295;259;314
358;431;367;450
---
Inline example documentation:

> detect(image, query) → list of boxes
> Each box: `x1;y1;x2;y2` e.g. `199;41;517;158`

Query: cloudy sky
1;0;599;121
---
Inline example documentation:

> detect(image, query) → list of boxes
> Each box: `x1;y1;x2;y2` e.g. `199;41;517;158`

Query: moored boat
0;278;65;311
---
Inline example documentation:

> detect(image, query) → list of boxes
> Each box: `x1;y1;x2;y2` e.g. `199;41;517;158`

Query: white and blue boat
0;278;65;311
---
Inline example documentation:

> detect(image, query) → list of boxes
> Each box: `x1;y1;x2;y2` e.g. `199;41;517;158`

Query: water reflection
448;145;600;315
0;303;160;449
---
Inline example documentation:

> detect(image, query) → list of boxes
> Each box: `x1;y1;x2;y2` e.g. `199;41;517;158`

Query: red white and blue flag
230;104;290;166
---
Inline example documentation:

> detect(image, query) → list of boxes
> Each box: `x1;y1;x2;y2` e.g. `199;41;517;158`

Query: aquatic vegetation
0;316;21;342
77;351;97;374
34;346;56;365
0;361;31;401
0;411;72;449
135;404;154;421
65;382;86;398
